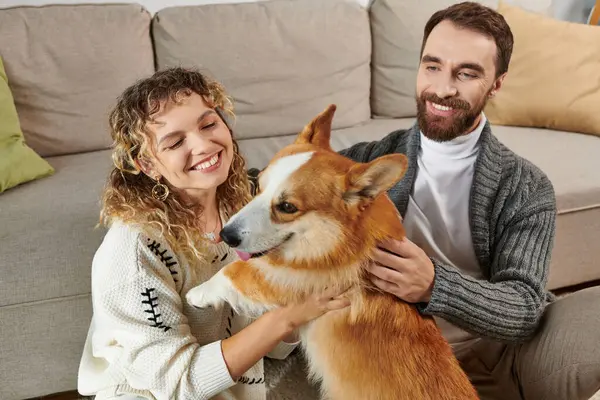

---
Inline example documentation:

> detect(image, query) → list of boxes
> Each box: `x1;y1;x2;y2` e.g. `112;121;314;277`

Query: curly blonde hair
100;67;252;263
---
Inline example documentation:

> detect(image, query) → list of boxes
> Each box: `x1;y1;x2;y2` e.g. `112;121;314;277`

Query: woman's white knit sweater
77;221;297;400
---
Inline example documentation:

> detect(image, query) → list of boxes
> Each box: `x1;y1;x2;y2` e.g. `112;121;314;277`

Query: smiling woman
76;67;350;400
101;68;248;255
139;94;236;211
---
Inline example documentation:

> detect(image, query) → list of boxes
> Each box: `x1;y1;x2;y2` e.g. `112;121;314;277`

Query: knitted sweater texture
339;120;557;342
77;221;296;400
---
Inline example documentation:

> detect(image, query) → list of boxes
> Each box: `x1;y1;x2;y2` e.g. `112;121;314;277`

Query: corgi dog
186;105;479;400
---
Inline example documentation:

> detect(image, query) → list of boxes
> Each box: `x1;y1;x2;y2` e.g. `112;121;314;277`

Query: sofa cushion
369;0;554;118
0;295;92;399
241;117;600;215
0;56;54;193
0;4;154;157
490;124;600;290
237;118;415;170
484;2;600;138
492;124;600;214
546;207;600;290
153;0;371;140
242;118;600;291
0;150;112;307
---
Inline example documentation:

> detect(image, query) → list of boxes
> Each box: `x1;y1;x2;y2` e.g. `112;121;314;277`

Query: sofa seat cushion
493;125;600;289
0;150;112;307
153;0;371;140
241;118;600;290
2;119;595;308
493;125;600;214
238;118;415;169
0;295;92;399
240;119;600;215
545;207;600;289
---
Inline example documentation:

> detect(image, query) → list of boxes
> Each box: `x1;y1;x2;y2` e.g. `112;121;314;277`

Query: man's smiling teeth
192;153;219;171
431;102;453;111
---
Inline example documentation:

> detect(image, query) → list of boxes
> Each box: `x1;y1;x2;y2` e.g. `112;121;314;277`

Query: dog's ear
344;154;408;205
294;104;336;150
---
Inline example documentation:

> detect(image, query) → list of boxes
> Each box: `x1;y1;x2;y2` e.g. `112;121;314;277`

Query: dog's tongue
235;249;251;261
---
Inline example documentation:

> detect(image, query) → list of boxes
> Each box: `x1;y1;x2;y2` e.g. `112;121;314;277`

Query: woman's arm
90;229;348;399
220;309;292;379
222;289;350;379
91;232;237;399
266;330;301;360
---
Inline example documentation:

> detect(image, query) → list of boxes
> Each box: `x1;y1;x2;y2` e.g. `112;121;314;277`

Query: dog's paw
186;284;226;310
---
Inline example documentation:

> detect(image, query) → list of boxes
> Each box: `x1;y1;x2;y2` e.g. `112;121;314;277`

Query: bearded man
339;2;600;399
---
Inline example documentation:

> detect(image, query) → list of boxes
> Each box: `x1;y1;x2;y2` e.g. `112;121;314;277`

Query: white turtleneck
403;113;487;351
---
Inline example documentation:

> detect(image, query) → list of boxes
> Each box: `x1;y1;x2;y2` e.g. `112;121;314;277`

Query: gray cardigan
339;120;557;342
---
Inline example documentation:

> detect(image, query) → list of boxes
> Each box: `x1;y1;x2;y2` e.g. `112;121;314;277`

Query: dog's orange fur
221;105;479;399
224;260;304;304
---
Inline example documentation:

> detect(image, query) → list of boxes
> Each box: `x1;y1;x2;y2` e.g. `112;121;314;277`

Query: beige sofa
0;0;599;399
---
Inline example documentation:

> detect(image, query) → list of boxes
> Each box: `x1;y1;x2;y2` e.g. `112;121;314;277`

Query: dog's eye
277;202;298;214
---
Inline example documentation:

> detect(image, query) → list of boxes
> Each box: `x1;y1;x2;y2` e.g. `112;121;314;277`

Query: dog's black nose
220;226;242;248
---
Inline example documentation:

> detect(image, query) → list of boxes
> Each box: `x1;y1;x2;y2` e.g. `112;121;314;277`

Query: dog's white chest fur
298;307;355;398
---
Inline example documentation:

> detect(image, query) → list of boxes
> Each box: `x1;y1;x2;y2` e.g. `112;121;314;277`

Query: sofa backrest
0;0;558;155
152;0;372;140
0;4;154;157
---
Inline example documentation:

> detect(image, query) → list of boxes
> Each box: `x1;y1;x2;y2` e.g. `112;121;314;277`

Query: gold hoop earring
152;179;169;201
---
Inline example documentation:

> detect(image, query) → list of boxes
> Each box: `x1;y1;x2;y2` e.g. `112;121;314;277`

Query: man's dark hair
420;2;514;78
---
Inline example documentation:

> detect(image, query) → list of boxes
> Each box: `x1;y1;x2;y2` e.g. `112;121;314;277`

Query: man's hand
367;237;435;303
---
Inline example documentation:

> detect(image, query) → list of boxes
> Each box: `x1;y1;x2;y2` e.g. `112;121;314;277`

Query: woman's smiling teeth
191;152;220;171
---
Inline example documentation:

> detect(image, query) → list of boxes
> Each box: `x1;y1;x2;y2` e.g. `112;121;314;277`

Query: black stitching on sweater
141;288;171;332
225;307;234;338
237;376;264;385
225;306;262;385
147;239;178;283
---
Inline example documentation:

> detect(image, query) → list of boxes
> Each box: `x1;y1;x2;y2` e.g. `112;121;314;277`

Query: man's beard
416;91;489;142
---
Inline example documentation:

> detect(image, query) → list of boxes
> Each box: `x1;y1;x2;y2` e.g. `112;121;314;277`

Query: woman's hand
221;286;350;380
276;286;352;332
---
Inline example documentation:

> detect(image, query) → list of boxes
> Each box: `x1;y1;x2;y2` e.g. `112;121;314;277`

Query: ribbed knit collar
389;119;503;269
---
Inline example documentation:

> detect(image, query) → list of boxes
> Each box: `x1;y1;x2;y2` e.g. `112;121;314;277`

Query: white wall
0;0;371;14
554;0;595;23
0;0;591;22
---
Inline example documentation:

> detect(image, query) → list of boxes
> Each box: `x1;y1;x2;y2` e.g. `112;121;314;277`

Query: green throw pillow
0;56;54;193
